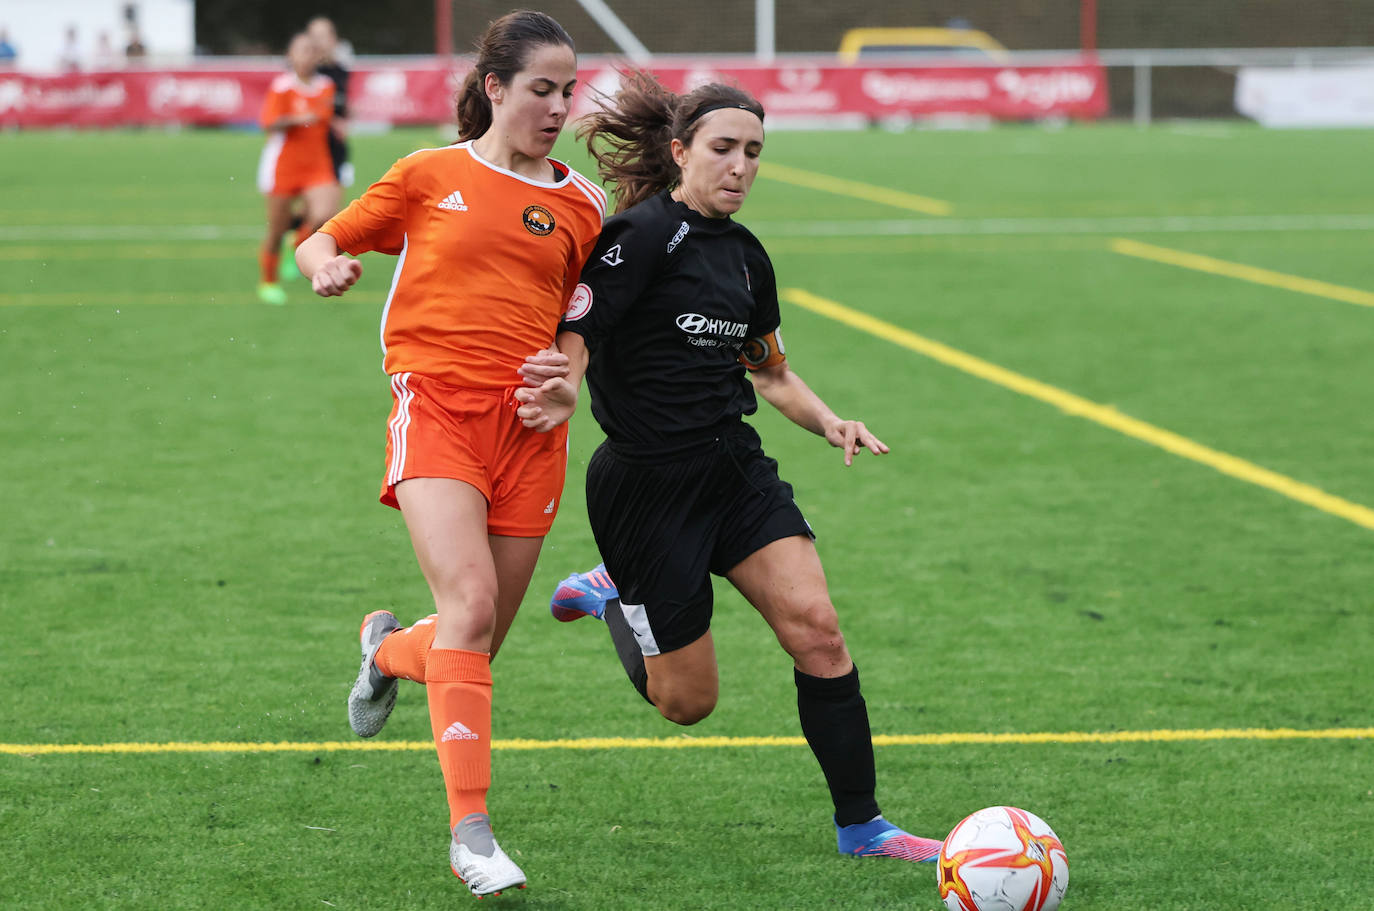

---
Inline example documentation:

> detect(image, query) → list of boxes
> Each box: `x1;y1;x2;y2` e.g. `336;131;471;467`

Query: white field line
0;225;263;241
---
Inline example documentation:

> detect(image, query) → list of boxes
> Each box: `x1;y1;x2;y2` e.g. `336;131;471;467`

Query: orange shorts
257;137;336;197
380;372;569;537
265;163;336;197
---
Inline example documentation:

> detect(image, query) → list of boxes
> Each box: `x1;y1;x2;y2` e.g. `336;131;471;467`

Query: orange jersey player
255;32;340;305
293;11;604;899
321;140;605;400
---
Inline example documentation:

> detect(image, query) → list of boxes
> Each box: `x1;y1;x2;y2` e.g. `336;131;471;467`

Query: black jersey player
515;72;939;863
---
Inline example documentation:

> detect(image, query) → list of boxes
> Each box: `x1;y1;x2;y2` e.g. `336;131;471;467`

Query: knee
782;602;848;665
650;679;718;726
431;585;497;648
656;693;717;726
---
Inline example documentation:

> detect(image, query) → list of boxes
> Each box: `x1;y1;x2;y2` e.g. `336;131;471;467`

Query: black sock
795;664;881;827
604;597;653;704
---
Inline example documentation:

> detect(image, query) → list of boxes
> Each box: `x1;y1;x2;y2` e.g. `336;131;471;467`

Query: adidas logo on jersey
437;190;468;211
442;721;480;742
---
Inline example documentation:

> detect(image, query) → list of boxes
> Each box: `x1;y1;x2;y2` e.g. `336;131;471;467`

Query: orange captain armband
740;329;786;371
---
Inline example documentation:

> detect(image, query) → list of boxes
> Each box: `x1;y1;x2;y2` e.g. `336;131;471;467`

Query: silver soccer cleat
347;609;400;737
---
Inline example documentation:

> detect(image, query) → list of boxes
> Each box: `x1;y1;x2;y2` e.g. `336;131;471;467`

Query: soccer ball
938;806;1069;911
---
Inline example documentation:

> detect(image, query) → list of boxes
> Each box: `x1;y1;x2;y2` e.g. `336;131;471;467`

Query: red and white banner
610;62;1108;123
0;58;1106;129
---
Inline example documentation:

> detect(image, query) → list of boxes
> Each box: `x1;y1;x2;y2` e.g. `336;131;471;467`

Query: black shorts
585;423;814;657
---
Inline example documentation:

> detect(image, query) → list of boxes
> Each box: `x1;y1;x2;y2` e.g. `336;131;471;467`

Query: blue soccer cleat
836;816;942;863
550;563;618;622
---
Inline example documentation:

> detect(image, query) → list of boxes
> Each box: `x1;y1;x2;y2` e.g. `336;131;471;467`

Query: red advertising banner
0;59;1106;129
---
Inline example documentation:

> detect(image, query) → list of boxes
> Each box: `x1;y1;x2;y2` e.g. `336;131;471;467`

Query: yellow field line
3;727;1369;756
782;287;1374;531
1110;238;1374;308
760;162;952;216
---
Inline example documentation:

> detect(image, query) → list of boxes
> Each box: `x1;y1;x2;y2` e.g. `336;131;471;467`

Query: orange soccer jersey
256;73;336;196
320;141;607;391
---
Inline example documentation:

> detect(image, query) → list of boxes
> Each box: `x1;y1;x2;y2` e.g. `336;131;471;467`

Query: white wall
2;0;194;71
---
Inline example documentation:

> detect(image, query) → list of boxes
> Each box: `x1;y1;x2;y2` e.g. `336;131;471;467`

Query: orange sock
427;648;493;828
374;614;437;683
259;249;280;283
293;225;312;249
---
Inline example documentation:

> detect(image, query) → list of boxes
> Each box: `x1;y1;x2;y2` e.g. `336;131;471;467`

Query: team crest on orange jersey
522;205;555;236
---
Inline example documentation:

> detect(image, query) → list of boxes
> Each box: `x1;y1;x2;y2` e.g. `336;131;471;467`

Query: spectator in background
0;28;17;65
125;27;147;59
92;31;122;69
58;25;81;71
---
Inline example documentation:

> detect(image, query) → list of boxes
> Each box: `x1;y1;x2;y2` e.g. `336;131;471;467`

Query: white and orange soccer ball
938;806;1069;911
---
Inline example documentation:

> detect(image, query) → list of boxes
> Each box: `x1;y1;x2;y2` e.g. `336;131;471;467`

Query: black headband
685;101;764;126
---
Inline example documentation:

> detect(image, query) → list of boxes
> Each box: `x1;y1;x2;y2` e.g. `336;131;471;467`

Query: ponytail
578;71;765;213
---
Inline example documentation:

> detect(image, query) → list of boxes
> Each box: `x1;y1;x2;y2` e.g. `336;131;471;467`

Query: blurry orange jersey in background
321;141;606;391
257;73;336;196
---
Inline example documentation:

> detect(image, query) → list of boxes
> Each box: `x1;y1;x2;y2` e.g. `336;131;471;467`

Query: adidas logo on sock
442;721;480;742
437;190;468;212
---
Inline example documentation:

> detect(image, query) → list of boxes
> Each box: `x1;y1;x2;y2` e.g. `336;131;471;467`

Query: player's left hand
518;348;570;387
824;419;890;466
514;377;577;432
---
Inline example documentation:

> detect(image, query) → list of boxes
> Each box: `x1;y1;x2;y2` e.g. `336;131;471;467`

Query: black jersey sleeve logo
600;244;624;266
666;221;690;253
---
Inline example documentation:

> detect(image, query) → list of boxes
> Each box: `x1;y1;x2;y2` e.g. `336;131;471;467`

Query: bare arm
295;231;362;297
750;361;889;466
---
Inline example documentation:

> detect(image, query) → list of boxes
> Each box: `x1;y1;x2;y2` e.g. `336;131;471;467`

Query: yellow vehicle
837;27;1010;64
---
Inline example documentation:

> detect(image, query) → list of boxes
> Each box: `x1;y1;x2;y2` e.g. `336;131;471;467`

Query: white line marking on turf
0;225;263;241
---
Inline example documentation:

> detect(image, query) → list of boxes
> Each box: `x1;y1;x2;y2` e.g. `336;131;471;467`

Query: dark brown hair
577;70;765;213
454;10;575;141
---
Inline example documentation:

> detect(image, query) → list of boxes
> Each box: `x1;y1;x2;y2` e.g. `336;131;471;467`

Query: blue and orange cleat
836;816;942;863
550;563;617;622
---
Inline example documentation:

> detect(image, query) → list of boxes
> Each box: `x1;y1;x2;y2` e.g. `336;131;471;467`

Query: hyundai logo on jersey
676;313;748;337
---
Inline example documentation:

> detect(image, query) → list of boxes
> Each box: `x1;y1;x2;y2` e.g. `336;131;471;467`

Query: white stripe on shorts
617;602;660;657
387;372;415;486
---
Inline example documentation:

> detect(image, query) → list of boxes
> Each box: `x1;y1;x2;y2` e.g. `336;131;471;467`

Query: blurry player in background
255;32;338;305
293;10;604;897
279;16;352;281
518;70;942;865
307;16;353;188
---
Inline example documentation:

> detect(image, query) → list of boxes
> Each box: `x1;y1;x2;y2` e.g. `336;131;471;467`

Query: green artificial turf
2;122;1372;909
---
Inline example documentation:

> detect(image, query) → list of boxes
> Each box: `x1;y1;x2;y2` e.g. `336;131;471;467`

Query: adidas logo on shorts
441;721;480;742
437;190;469;212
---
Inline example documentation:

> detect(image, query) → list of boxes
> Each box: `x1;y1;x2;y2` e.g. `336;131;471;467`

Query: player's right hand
311;255;362;297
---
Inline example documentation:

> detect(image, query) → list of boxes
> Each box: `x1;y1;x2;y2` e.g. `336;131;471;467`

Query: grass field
3;120;1373;910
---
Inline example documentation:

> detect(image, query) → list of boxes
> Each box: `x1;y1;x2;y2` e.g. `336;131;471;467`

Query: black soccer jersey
560;190;781;454
317;61;350;119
